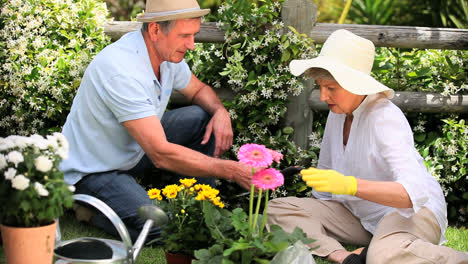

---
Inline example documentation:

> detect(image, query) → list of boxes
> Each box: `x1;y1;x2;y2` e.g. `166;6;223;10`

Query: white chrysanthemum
34;182;49;196
30;134;48;150
34;155;53;172
4;167;16;180
46;134;59;149
13;136;31;149
0;137;15;151
53;132;69;159
7;151;24;167
11;174;30;191
68;185;76;192
0;154;7;170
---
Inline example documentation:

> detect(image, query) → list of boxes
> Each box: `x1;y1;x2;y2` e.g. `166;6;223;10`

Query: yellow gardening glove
301;168;357;195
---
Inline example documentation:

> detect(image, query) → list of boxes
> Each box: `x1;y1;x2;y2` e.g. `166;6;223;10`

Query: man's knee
178;105;210;128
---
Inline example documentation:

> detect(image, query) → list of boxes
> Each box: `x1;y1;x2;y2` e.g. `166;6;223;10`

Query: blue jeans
75;105;216;243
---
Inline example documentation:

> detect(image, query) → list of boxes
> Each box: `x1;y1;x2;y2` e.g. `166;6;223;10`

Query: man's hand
301;168;357;195
202;108;233;157
231;162;254;190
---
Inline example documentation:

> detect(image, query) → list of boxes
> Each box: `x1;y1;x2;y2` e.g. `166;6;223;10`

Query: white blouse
315;93;447;244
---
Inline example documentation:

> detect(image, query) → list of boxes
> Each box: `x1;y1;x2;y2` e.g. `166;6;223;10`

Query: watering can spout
132;205;169;262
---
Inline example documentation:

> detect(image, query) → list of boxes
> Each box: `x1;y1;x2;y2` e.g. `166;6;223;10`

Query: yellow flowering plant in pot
0;133;74;263
147;178;225;258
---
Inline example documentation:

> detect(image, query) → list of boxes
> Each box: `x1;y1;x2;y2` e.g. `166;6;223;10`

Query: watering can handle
72;194;134;257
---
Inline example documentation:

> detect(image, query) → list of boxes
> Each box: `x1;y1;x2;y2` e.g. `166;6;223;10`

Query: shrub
414;116;468;225
0;0;111;136
186;0;318;205
373;48;467;95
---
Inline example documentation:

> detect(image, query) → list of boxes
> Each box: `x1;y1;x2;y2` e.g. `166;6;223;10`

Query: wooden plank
282;0;317;149
310;23;468;50
308;89;468;113
103;21;468;50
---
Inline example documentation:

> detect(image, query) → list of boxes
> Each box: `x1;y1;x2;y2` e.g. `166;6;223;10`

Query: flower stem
252;188;263;235
248;184;255;236
259;189;269;237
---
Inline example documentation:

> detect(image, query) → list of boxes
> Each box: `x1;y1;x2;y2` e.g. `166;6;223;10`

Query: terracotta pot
1;220;57;264
165;250;194;264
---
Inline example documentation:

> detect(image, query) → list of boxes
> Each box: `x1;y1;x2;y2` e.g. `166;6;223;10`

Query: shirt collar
134;30;154;72
352;93;386;118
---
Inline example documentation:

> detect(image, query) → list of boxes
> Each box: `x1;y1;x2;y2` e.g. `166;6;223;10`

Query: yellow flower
181;209;185;214
180;178;197;188
195;192;206;201
162;184;179;199
156;194;163;201
202;189;219;200
147;188;161;200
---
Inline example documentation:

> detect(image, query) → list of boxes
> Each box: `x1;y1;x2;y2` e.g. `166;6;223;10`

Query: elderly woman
267;29;468;264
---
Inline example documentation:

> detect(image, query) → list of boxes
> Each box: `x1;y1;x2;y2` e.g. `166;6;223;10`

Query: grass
1;211;467;264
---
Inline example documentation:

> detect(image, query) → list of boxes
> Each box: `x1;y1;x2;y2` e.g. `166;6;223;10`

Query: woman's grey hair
142;20;177;34
305;68;336;81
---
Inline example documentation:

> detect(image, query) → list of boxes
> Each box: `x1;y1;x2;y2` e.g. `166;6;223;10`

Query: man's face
153;18;201;63
316;79;365;115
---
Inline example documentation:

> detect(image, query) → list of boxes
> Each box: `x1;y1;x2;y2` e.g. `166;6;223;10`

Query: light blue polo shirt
60;31;192;185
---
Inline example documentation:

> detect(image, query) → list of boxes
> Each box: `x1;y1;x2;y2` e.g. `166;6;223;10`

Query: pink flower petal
237;144;273;167
252;168;284;190
266;148;283;163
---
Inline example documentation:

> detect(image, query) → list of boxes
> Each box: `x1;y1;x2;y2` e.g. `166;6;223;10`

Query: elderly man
60;0;252;242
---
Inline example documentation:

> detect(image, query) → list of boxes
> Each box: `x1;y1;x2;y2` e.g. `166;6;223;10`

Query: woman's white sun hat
289;29;394;99
136;0;210;23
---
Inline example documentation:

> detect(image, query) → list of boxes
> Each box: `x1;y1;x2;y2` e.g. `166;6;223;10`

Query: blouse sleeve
314;111;334;200
371;104;429;213
317;112;334;170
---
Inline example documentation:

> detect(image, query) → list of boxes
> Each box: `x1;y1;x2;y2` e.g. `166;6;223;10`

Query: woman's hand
301;168;357;195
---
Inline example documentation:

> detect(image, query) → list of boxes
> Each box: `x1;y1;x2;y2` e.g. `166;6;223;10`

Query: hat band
143;7;202;17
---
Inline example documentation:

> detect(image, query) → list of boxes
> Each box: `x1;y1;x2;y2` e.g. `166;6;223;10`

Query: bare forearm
149;141;236;180
191;84;226;115
355;179;413;208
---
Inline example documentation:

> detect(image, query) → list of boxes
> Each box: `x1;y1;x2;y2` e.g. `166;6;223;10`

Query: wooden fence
103;0;468;149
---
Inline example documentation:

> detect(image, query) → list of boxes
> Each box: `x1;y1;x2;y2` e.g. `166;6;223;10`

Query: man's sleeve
172;59;192;91
99;74;156;123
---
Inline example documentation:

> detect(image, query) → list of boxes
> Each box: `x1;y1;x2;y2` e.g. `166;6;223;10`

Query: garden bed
1;210;466;264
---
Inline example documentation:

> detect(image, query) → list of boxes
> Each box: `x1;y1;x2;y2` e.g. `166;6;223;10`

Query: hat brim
136;9;210;22
290;57;394;99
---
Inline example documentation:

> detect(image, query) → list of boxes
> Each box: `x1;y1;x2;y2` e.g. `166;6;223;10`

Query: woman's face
316;79;366;115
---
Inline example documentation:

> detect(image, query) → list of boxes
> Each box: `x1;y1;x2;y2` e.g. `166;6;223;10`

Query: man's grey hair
142;20;177;34
305;68;336;81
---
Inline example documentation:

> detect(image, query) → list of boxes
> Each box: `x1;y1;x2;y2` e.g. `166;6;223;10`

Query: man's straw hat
289;29;394;99
136;0;209;23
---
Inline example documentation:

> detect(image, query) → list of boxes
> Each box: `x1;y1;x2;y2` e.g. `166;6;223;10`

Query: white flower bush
0;133;74;227
0;0;111;136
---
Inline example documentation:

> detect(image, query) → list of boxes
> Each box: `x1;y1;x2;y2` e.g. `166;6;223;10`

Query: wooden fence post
282;0;318;150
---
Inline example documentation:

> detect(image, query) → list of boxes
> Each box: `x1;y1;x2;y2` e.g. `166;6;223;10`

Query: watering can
54;194;168;264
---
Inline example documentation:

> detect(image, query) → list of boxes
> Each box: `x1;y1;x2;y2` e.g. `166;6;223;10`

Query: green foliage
0;0;111;136
0;134;74;227
415;117;468;225
373;48;468;95
193;202;314;264
347;0;395;25
147;180;224;255
425;0;468;28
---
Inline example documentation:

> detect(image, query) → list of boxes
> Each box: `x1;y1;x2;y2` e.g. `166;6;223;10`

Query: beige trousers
267;197;468;264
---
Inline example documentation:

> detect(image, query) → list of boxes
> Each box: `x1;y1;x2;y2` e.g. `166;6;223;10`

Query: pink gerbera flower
252;168;284;190
266;148;283;163
237;144;273;167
